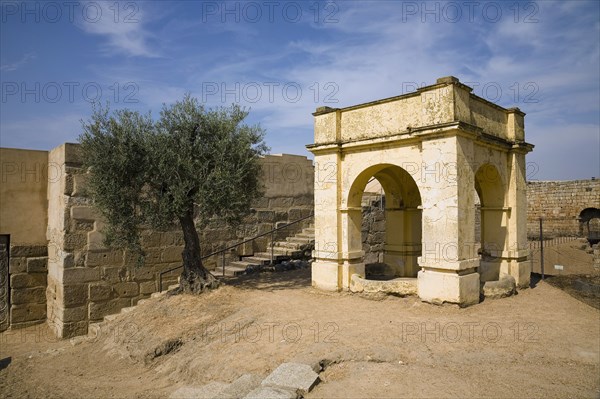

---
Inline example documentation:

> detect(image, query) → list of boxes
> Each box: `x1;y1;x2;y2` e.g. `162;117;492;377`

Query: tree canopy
79;95;268;293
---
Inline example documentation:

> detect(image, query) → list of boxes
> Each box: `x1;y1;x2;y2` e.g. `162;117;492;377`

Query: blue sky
1;0;599;180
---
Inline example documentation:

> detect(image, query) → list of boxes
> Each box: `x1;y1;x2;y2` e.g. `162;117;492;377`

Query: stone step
221;265;248;276
287;236;313;245
272;241;304;250
296;233;315;240
242;256;272;265
229;260;263;268
254;252;291;261
302;227;315;235
273;246;305;255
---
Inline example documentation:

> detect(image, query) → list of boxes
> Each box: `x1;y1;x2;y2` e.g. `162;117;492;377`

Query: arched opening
475;164;507;281
347;164;422;279
579;208;600;245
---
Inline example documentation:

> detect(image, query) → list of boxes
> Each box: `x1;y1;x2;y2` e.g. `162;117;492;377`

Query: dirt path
1;269;599;399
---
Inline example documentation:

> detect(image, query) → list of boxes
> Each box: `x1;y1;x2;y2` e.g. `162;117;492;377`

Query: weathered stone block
114;282;139;297
70;206;98;221
10;273;47;289
101;266;130;283
261;362;319;395
59;305;87;323
162;246;182;263
87;230;107;250
483;275;517;299
132;266;155;281
86;250;123;267
72;173;88;196
11;287;46;305
27;256;48;273
62;267;100;284
57;321;88;339
63;233;87;251
269;197;293;208
89;298;131;321
61;284;89;307
417;270;480;307
10;245;47;257
222;374;263;399
89;283;113;301
11;303;47;323
139;281;156;295
9;257;27;273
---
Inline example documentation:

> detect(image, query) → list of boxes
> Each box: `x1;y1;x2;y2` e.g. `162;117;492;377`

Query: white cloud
75;1;157;57
0;53;37;72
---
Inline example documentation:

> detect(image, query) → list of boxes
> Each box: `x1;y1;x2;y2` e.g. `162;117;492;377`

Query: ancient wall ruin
1;143;313;337
527;180;600;237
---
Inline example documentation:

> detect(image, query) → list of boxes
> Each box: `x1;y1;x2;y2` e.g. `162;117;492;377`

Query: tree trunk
178;210;220;294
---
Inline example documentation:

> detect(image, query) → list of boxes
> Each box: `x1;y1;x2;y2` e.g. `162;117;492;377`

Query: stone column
340;207;365;290
499;108;531;288
417;136;480;306
501;149;531;288
311;151;343;291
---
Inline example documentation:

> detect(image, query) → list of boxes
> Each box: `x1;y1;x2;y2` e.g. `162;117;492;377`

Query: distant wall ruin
526;180;600;237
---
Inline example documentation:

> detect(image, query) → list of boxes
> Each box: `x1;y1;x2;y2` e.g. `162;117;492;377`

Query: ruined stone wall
527;180;600;238
361;196;385;265
199;154;314;270
44;144;314;338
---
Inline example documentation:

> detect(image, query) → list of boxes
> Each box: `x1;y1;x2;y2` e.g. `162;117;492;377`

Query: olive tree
79;95;268;293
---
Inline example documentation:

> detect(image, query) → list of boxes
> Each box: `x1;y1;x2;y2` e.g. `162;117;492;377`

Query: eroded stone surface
261;362;319;394
350;274;417;296
483;275;517;299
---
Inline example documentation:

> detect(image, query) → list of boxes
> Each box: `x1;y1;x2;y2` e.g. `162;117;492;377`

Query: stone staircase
221;226;315;277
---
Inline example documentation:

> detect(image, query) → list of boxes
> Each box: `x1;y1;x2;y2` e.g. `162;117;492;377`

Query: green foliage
79;95;268;257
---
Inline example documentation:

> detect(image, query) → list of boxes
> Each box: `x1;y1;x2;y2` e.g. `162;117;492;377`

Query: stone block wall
361;198;385;265
527;180;600;238
45;145;314;338
8;245;48;329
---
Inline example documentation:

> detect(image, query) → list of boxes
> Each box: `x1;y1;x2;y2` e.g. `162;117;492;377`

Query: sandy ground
1;244;599;399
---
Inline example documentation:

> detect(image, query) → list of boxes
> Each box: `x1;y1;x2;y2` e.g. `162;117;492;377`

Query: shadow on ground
222;268;311;291
0;357;11;371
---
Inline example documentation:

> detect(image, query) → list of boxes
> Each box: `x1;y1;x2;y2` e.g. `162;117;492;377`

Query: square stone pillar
501;149;530;288
417;136;480;306
311;152;342;291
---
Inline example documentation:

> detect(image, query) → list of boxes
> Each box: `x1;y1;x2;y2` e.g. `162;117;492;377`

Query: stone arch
346;164;422;278
308;76;533;305
579;208;600;244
